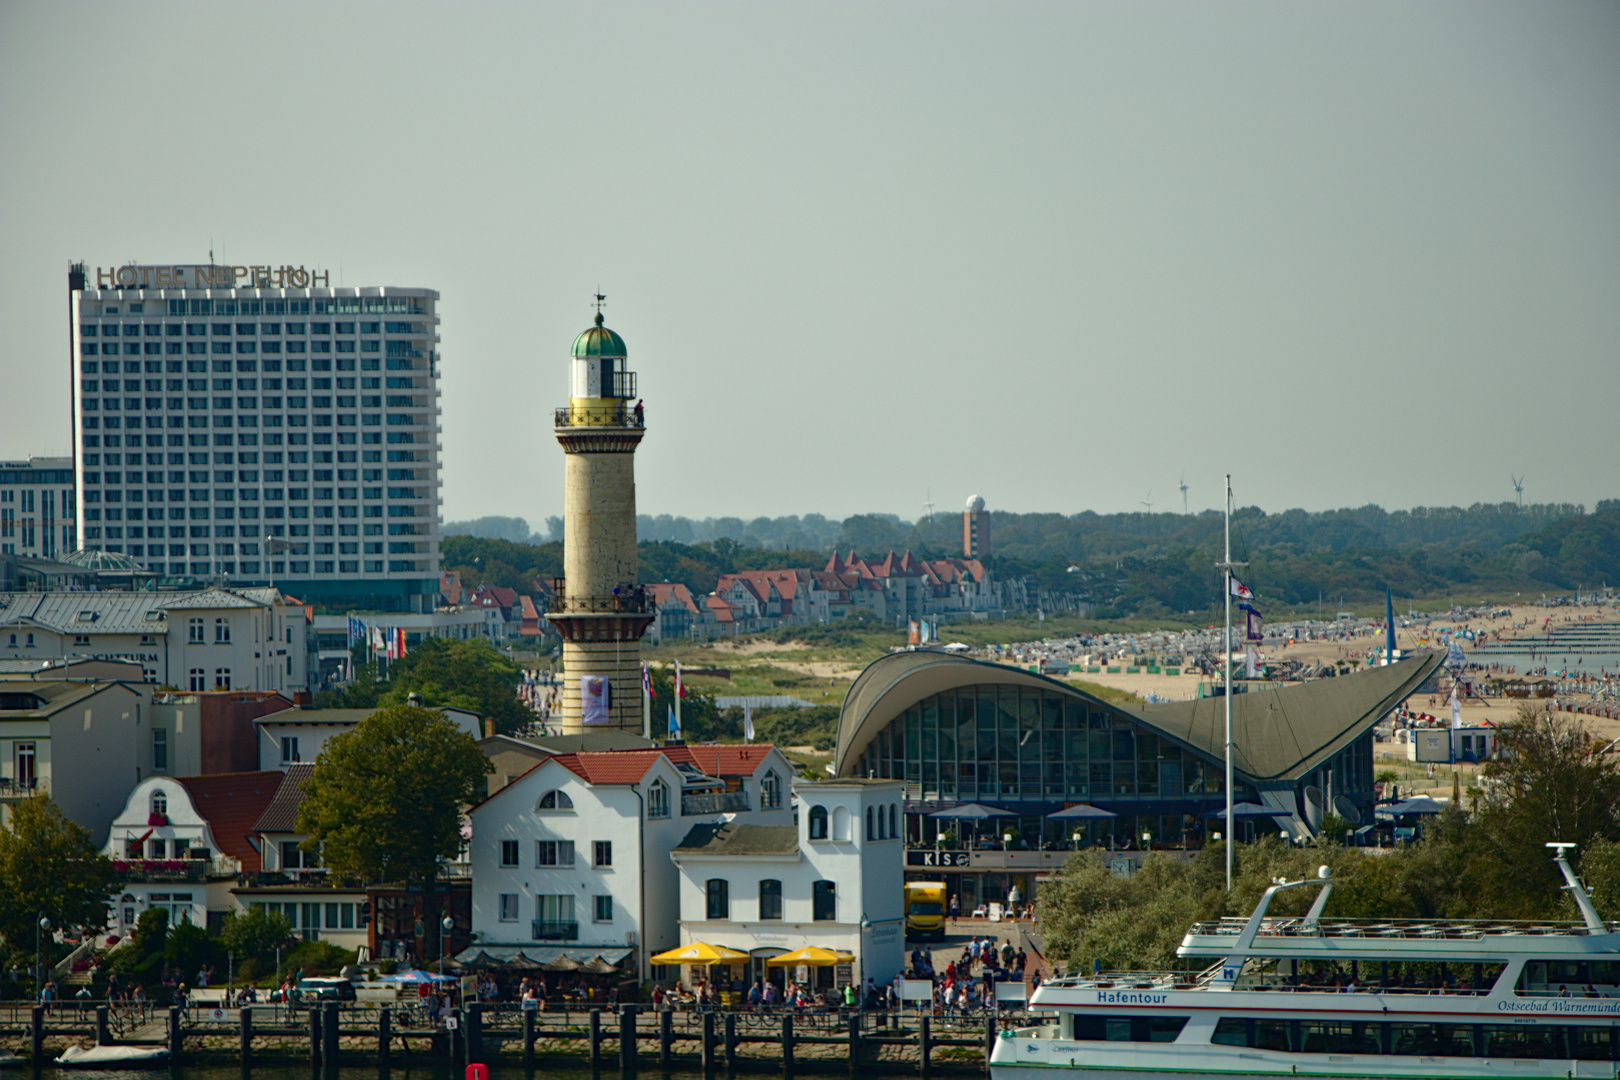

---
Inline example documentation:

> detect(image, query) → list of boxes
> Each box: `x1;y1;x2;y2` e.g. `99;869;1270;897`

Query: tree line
1040;708;1620;973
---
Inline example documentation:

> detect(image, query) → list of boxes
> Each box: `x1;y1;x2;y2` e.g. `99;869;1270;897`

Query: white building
669;779;905;993
0;680;153;843
464;745;796;981
101;771;281;933
0;457;76;560
0;587;307;692
69;262;443;613
255;704;482;772
232;763;371;950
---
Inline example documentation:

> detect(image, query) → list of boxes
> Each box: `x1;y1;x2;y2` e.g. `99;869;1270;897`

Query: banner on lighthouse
581;676;612;726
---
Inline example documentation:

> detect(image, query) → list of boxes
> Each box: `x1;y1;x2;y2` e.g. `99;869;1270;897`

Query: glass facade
857;684;1228;804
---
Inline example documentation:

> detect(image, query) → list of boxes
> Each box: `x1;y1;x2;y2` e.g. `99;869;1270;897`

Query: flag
1244;645;1259;678
394;628;407;658
1243;604;1263;643
371;625;386;653
1230;577;1255;600
908;620;919;645
743;703;755;743
668;703;680;738
384;628;397;660
582;676;611;725
347;616;363;647
642;661;654;699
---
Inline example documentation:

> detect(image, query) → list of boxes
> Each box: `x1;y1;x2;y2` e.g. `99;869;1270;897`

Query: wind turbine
1511;475;1524;509
1140;491;1153;515
922;487;935;523
1179;473;1189;515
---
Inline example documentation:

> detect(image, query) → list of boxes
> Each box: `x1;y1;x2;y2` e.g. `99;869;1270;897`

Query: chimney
293;690;313;709
484;718;495;738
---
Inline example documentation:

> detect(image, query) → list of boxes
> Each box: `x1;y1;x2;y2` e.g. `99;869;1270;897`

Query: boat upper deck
1179;916;1620;959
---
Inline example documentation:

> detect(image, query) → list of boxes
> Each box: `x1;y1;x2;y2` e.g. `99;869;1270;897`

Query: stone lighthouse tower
550;302;652;734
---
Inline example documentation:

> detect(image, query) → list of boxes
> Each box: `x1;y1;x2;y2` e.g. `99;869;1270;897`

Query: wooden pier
0;1000;1006;1073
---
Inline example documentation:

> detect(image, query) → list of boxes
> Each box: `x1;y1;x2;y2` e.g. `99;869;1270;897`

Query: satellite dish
1333;795;1362;826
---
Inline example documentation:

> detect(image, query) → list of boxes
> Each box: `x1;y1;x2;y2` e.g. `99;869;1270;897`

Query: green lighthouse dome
571;312;628;358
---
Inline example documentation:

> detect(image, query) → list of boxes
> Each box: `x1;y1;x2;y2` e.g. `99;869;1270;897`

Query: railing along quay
0;999;1014;1074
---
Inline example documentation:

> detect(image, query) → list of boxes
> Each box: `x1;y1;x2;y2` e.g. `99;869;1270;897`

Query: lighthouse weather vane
593;291;607;316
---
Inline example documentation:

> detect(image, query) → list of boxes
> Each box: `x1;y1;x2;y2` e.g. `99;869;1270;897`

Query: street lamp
440;914;455;977
36;915;51;1003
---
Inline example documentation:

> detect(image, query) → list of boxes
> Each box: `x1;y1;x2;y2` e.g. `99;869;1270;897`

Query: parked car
294;977;356;1003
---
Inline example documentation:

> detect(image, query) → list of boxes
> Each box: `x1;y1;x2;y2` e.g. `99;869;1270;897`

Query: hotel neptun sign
93;264;330;289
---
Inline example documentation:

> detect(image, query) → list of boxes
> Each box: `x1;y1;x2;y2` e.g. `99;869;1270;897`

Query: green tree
0;795;118;954
220;906;294;967
294;705;489;955
338;637;533;735
1471;706;1620;914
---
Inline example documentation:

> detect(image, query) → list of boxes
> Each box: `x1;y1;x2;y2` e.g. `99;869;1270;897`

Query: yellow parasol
763;946;856;968
649;942;751;965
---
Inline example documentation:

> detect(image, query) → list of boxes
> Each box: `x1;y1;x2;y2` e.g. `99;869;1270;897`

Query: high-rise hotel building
68;263;443;611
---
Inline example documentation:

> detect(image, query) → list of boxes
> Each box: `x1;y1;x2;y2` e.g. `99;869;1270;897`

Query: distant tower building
550;305;652;734
963;494;990;558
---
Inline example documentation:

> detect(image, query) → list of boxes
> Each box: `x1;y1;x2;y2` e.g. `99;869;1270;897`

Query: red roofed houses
646;582;707;643
465;744;794;981
101;771;281;935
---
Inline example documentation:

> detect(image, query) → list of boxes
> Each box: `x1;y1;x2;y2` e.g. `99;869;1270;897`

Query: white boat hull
990;1038;1618;1078
55;1045;171;1068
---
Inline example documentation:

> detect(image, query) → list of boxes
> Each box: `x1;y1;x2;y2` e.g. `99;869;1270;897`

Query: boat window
1211;1018;1247;1047
1299;1021;1380;1055
1483;1024;1567;1059
1071;1015;1188;1042
1390;1023;1476;1057
1573;1027;1614;1061
1517;958;1612;996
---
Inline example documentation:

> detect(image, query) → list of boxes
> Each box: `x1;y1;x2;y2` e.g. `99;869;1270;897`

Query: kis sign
907;850;969;868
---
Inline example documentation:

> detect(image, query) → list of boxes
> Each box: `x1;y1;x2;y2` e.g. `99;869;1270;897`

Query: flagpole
675;660;682;740
1214;473;1247;892
642;663;651;742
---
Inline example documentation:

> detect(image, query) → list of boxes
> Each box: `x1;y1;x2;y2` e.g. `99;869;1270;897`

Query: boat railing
1040;970;1206;991
1185;917;1616;939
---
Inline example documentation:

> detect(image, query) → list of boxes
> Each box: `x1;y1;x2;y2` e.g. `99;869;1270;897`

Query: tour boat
55;1044;171;1068
992;844;1620;1079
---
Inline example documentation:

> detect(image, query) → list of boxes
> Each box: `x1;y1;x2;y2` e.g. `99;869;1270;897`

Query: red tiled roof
548;750;665;785
663;744;777;778
648;583;701;613
175;771;282;874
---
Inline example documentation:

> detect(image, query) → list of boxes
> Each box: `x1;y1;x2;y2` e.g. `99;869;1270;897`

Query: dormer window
648;779;670;819
151;791;167;816
537;790;574;813
760;769;782;810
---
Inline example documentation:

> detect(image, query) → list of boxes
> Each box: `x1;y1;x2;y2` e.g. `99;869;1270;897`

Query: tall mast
1215;474;1244;891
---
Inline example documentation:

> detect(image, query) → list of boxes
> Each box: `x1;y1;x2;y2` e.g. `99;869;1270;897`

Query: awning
453;945;634;967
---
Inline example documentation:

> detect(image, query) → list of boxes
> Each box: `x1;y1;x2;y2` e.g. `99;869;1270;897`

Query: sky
3;2;1616;527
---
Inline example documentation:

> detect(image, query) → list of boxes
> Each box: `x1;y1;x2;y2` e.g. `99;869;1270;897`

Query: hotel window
759;879;782;921
214;668;231;689
280;736;300;764
498;894;519;922
808;805;828;840
593;895;613;923
593;841;612;868
188;668;205;691
500;840;519;867
188;617;204;642
214;618;230;643
760;769;782;810
536;790;573;812
152;728;168;772
648;779;669;819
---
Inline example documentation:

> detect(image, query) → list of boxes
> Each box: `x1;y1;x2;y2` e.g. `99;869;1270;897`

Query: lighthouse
550;300;652;734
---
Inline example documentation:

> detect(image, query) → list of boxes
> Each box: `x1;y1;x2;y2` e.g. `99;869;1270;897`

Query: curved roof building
834;649;1443;858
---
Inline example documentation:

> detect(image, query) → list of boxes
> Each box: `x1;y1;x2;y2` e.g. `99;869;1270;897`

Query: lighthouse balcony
554;404;645;429
548;587;651;616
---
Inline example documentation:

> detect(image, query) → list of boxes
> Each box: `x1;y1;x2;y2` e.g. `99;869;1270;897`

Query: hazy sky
3;2;1616;526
